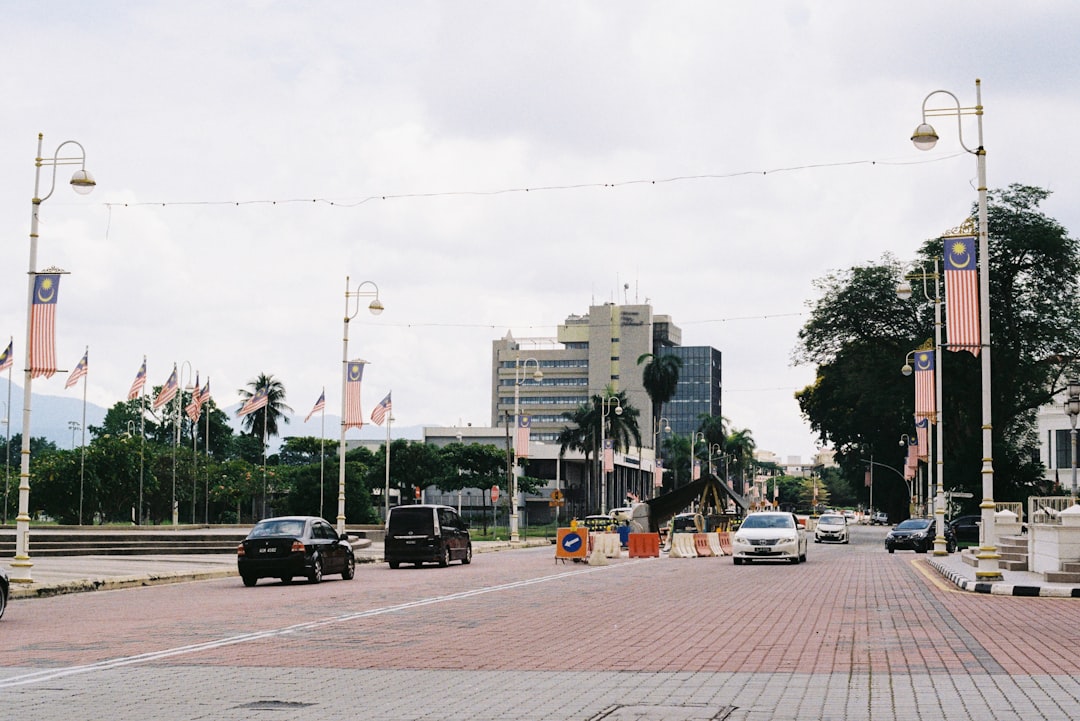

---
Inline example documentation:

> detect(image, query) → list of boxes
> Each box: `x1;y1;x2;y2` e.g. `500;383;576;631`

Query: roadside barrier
668;532;697;558
716;531;733;556
707;533;725;556
587;532;620;564
628;533;660;558
693;534;714;557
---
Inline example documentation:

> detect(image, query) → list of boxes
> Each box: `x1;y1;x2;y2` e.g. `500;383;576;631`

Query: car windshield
250;519;305;538
389;508;435;535
740;514;794;530
896;519;931;530
819;515;844;524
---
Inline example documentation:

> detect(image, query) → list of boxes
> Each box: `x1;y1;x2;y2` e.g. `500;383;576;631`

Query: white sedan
814;513;850;544
732;512;808;564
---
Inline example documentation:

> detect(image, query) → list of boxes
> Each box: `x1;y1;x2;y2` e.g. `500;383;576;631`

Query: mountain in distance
0;378;423;450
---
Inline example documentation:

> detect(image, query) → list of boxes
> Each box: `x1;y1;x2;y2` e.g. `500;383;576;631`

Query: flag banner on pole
602;437;613;472
692;459;701;481
29;273;60;378
904;436;918;480
343;361;365;429
305;389;326;423
153;364;178;410
865;468;872;487
654;459;664;488
944;235;981;356
915;417;929;460
199;378;211;406
185;375;202;422
0;339;13;372
128;357;147;400
238;387;269;417
515;415;532;457
371;391;392;426
913;350;936;421
65;349;88;389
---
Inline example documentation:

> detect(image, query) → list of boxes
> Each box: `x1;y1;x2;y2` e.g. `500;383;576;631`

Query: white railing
1028;496;1074;525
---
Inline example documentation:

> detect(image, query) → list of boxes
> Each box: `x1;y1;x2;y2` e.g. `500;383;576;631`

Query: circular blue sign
560;532;583;553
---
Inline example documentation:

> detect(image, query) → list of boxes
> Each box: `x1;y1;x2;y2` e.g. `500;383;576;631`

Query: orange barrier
693;534;714;557
628;533;660;558
716;531;732;556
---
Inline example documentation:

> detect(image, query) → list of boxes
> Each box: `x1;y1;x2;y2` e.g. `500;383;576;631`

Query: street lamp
1065;379;1080;499
12;135;94;583
898;261;948;555
911;79;999;579
690;432;705;484
598;395;623;513
511;356;542;542
339;277;383;536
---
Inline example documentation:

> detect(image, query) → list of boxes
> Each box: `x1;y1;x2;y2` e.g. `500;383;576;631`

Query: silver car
814;513;850;544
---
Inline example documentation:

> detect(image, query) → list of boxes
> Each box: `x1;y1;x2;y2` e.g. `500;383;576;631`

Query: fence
1028;496;1075;525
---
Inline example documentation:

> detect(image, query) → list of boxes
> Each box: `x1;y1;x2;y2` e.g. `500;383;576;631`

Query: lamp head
1068;379;1080;400
901;363;913;377
911;123;939;151
895;280;913;300
532;369;543;382
614;405;623;416
368;298;384;315
70;169;96;195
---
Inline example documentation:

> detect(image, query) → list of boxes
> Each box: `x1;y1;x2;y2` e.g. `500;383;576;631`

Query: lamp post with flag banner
304;389;327;518
598;395;622;514
65;347;89;524
1;338;11;526
339;277;383;535
370;391;393;520
511;356;542;542
910;79;1000;579
12;135;95;583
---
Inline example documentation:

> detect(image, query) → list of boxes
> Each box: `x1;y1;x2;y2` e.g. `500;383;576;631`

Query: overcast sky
1;1;1078;462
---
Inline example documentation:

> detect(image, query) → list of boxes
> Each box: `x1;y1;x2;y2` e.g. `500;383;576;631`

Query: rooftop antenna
623;283;629;304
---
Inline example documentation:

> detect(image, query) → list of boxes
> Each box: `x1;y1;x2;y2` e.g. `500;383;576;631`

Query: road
1;525;1078;721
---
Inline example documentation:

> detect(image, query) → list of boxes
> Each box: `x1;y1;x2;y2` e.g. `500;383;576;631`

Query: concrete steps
1046;561;1080;584
999;535;1029;571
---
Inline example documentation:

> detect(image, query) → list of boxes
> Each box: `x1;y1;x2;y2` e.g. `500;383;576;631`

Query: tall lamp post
911;79;999;578
598;395;623;513
1065;379;1080;499
511;356;542;542
339;277;383;536
690;432;705;486
898;261;948;555
12;135;95;583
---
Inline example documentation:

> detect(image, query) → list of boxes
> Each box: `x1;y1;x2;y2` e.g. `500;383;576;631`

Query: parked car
0;565;8;620
870;511;889;525
814;513;850;544
731;511;808;564
947;514;982;545
385;504;472;569
885;517;957;554
237;516;356;586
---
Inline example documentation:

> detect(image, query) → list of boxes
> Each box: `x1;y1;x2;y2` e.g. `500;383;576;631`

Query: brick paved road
1;525;1078;720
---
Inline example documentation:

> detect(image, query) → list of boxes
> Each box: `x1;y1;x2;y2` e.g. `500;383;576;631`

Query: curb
9;568;238;600
928;559;1080;597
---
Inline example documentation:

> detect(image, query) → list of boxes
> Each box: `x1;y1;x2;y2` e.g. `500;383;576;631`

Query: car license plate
753;547;772;554
259;547;275;554
405;540;417;545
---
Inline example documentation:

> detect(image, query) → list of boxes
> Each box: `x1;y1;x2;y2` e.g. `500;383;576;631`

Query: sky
1;1;1079;462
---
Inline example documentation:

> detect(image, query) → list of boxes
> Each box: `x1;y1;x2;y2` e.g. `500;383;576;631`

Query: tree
556;389;641;514
637;352;682;442
725;427;757;492
796;184;1080;508
237;373;293;439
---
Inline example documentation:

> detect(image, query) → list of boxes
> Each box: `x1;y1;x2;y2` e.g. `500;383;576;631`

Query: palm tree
557;388;641;513
637;353;682;445
237;373;294;439
697;413;729;474
725;427;757;495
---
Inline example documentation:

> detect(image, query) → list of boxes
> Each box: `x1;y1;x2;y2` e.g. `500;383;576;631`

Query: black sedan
947;514;982;546
885;517;957;554
0;565;8;620
237;516;356;586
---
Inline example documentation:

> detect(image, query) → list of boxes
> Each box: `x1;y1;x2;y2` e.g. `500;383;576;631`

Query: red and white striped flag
343;361;365;430
692;459;701;481
29;273;60;379
185;375;202;422
237;387;269;417
602;437;614;473
864;468;872;487
153;364;178;410
0;338;13;373
304;389;325;423
654;459;664;488
65;349;88;389
915;417;929;460
904;436;918;480
371;391;392;426
515;415;531;457
944;236;981;356
128;357;147;400
913;350;936;421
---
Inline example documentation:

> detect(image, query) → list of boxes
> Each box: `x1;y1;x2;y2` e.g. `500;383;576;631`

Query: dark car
947;514;982;545
237;516;356;586
885;517;956;554
0;566;8;620
385;504;472;569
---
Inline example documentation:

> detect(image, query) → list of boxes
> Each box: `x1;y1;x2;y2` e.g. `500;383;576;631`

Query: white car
814;513;849;544
732;512;808;564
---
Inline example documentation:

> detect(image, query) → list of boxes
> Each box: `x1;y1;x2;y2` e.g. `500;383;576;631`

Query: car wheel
791;555;800;564
389;561;400;570
461;543;472;565
280;576;293;584
242;574;257;587
887;547;895;553
0;588;5;619
439;546;450;568
733;557;743;565
309;556;323;583
947;539;957;554
342;555;356;580
814;538;820;543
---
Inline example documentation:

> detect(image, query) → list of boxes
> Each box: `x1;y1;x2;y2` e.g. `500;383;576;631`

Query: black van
384;504;472;569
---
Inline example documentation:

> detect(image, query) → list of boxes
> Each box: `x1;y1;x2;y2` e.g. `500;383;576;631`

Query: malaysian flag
371;391;392;426
304;389;326;423
913;350;936;421
904;436;919;480
153;365;178;410
0;339;12;372
865;468;872;487
343;361;365;429
200;378;211;406
602;437;613;472
65;349;88;389
29;273;60;379
515;415;531;457
128;358;147;400
915;417;929;460
185;375;202;422
654;459;664;488
944;235;981;356
238;387;269;417
692;459;701;481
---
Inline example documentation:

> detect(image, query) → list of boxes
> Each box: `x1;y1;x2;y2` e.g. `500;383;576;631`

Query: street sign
491;485;500;502
555;527;588;560
550;490;564;501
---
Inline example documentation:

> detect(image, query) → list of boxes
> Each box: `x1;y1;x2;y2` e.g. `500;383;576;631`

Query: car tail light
291;540;305;553
237;543;245;557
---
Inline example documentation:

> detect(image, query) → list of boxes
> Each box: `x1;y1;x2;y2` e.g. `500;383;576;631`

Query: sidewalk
928;548;1080;597
3;538;552;600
